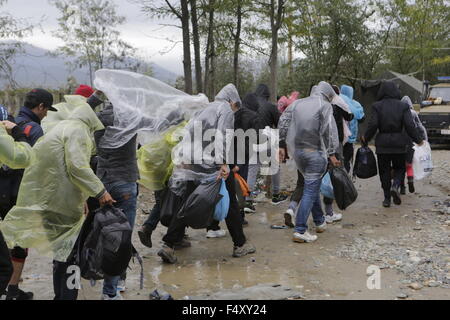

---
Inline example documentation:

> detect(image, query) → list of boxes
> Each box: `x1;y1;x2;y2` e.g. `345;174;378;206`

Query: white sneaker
102;292;123;300
117;280;126;293
292;231;318;243
284;208;295;228
316;221;327;233
206;229;227;238
325;212;342;224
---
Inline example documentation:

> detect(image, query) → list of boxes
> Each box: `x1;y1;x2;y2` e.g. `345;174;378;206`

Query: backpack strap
132;245;144;290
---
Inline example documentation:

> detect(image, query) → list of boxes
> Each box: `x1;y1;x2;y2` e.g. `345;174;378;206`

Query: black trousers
53;260;78;300
377;153;406;198
290;170;305;203
343;143;354;173
0;203;28;263
163;173;246;248
0;231;13;295
143;189;164;231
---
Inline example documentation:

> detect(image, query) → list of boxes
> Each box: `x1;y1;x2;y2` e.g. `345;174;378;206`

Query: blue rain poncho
340;85;365;143
0;96;106;262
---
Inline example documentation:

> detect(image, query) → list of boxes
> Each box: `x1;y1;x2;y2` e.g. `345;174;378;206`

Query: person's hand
329;155;341;168
360;135;366;146
83;202;89;216
94;90;104;96
1;120;16;134
418;140;425;146
279;148;286;163
218;164;230;180
232;166;239;173
99;191;116;207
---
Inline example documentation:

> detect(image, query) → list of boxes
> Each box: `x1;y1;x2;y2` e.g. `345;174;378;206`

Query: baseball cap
26;89;57;112
74;84;95;98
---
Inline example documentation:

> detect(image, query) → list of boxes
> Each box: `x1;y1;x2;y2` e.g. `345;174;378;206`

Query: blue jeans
102;181;138;296
293;150;327;234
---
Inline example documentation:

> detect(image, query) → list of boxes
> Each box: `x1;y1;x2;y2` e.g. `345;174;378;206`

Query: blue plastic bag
320;173;334;199
214;179;230;221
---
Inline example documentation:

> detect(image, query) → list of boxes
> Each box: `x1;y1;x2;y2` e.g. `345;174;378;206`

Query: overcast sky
2;0;184;74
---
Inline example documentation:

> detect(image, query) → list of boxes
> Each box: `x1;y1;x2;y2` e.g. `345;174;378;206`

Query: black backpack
73;206;133;281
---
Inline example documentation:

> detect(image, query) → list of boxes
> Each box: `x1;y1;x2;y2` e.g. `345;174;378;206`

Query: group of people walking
0;72;427;300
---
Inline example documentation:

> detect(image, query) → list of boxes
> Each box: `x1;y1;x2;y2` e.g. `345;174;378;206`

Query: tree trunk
233;0;242;89
269;0;284;103
205;0;215;98
190;0;203;93
181;0;193;94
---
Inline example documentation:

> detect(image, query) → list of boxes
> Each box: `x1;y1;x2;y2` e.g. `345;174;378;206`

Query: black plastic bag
353;146;377;179
177;179;223;229
330;166;358;210
160;188;182;227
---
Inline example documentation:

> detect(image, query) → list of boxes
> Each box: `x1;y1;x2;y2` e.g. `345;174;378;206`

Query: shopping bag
177;179;222;229
320;172;334;199
214;179;230;221
234;173;250;197
353;146;378;179
412;141;433;180
330;166;358;210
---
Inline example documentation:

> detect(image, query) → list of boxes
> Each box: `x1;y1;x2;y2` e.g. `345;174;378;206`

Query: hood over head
377;81;401;101
215;83;241;105
255;84;270;100
66;95;104;133
312;81;336;103
243;93;259;112
401;96;413;109
340;85;354;99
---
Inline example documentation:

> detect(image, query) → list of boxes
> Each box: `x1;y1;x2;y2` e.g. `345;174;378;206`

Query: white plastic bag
412;141;433;180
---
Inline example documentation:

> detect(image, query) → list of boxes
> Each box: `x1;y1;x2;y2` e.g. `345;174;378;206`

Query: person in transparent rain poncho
0;97;115;300
157;84;256;264
278;81;341;243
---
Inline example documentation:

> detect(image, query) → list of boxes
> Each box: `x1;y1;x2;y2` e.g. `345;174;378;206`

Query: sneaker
102;292;123;300
137;225;153;248
173;238;191;250
325;212;342;224
315;221;327;233
408;178;415;193
157;245;177;264
271;193;288;205
292;231;317;243
244;201;256;213
117;280;126;293
284;208;295;228
390;186;401;205
6;288;33;300
206;229;227;238
400;185;406;195
383;198;391;208
232;242;256;257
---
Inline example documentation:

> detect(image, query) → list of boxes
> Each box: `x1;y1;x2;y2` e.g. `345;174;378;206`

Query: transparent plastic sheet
170;84;240;192
0;100;105;262
93;69;209;148
137;122;187;191
0;125;34;169
285;82;339;178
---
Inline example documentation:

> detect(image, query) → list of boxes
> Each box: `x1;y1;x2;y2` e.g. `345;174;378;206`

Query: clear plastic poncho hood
93;69;209;148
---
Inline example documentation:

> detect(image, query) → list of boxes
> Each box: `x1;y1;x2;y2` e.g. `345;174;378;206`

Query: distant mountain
0;42;180;89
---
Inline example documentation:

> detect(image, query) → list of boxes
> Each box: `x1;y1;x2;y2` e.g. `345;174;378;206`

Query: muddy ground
20;149;450;300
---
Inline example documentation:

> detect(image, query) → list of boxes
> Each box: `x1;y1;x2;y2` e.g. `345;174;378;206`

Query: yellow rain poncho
0;124;34;169
0;96;105;262
137;121;187;191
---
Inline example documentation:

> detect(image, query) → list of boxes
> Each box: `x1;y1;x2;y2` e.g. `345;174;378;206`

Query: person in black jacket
363;81;424;208
245;84;287;210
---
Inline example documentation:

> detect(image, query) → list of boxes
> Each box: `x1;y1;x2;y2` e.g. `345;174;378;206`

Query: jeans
102;181;138;296
143;189;164;231
53;260;78;300
293;150;327;234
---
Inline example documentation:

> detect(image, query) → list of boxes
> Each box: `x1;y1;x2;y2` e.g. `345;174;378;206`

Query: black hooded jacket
255;84;280;128
364;81;421;154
